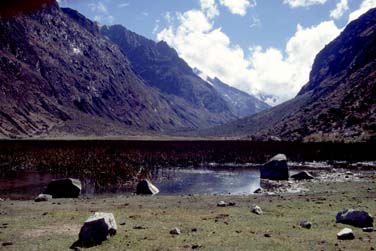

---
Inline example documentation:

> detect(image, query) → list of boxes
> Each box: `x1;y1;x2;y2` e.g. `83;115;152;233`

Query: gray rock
260;154;289;180
170;227;181;235
337;228;355;240
253;188;263;194
291;171;314;180
71;212;117;248
299;220;312;229
336;209;373;228
45;178;81;198
217;201;227;207
34;194;52;202
362;227;373;232
251;205;263;215
136;180;159;195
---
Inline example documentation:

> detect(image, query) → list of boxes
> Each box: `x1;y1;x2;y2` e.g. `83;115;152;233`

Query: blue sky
58;0;376;105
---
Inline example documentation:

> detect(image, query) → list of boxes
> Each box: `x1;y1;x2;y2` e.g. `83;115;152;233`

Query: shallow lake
0;167;317;199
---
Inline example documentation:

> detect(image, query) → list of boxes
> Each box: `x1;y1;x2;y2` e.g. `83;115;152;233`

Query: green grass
0;176;375;250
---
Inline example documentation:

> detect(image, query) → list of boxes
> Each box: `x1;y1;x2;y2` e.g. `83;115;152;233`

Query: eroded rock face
45;178;81;198
71;212;117;248
260;154;289;181
336;209;373;228
136;180;159;195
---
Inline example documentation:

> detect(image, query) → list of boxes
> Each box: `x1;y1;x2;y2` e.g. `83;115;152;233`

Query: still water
0;167;261;199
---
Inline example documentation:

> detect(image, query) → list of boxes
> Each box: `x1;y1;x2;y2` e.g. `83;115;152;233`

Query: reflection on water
152;168;260;195
0;167;260;199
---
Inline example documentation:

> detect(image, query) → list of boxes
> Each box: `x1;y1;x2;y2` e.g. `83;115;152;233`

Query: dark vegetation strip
0;140;374;195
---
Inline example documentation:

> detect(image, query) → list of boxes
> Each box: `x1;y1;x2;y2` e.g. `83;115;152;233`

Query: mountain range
0;1;374;142
201;8;376;142
0;1;267;138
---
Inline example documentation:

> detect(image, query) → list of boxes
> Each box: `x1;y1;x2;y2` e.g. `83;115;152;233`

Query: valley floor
0;172;375;251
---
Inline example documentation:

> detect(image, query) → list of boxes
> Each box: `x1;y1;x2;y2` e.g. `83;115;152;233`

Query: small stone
2;242;13;246
291;171;314;180
299;220;312;229
363;227;373;232
170;227;181;235
251;205;263;215
191;228;197;232
254;188;263;194
337;228;355;240
217;201;227;207
228;202;236;206
264;233;271;238
120;222;126;226
35;194;52;202
192;244;203;249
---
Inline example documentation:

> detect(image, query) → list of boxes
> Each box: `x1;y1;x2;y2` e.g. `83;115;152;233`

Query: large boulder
336;209;373;228
45;178;81;198
71;212;117;248
260;154;289;180
136;179;159;195
291;171;314;180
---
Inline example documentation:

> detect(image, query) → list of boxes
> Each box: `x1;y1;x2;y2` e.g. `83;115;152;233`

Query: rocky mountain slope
101;25;232;117
206;77;270;118
0;2;235;138
202;8;376;142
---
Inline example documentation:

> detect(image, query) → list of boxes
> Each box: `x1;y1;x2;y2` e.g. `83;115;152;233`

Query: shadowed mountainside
200;8;376;142
0;3;236;138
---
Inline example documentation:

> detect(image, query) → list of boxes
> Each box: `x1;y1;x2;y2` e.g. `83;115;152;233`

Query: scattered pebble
251;205;263;215
299;220;312;229
362;227;373;232
337;228;355;240
192;244;203;249
217;201;227;207
170;227;181;235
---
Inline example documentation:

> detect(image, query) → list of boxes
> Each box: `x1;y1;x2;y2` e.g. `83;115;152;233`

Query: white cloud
218;0;255;16
200;0;219;19
157;7;341;106
89;2;108;14
118;2;130;8
330;0;349;19
283;0;328;8
88;1;114;24
348;0;376;22
249;15;261;29
248;21;341;104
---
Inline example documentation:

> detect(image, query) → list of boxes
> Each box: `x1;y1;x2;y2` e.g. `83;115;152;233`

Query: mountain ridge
198;8;376;142
0;3;240;138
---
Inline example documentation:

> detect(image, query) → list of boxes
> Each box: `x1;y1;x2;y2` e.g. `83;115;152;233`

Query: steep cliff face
100;25;234;115
0;3;235;138
202;8;376;142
